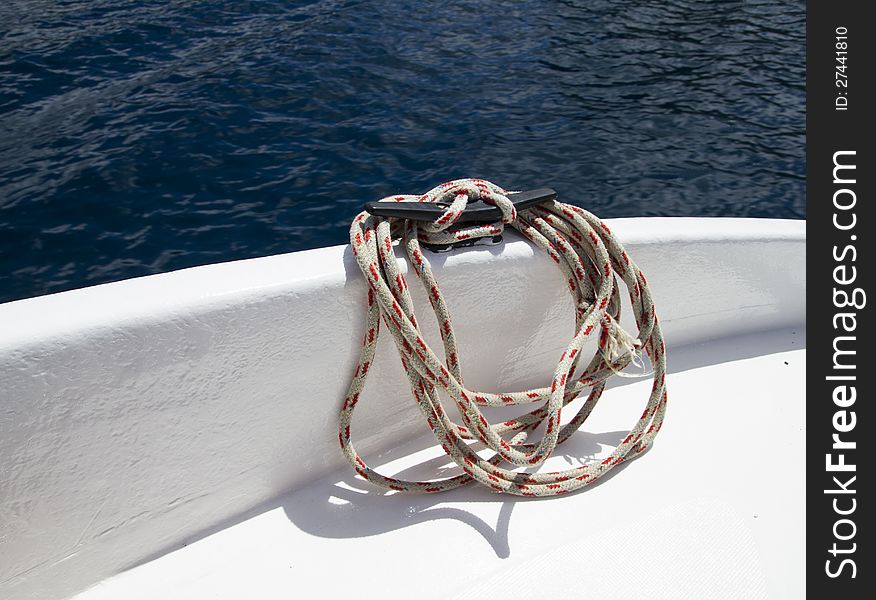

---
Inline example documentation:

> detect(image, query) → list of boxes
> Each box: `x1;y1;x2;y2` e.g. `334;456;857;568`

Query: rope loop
340;179;667;496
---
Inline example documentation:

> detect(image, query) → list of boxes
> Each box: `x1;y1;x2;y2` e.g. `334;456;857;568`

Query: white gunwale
0;217;805;600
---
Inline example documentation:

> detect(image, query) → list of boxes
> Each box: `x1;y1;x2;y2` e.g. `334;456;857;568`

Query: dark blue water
1;0;804;304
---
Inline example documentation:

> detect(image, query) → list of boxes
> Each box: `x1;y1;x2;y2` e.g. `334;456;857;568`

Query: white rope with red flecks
339;178;667;496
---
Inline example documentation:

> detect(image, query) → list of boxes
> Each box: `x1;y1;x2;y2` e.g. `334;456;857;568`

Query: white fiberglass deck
78;328;805;600
0;218;805;599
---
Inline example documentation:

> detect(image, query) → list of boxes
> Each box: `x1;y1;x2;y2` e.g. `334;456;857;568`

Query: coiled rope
340;179;667;496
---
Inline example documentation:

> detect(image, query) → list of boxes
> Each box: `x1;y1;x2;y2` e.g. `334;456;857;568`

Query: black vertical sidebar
807;0;872;596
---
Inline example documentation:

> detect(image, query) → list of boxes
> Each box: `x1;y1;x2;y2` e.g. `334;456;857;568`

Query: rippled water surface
1;0;804;303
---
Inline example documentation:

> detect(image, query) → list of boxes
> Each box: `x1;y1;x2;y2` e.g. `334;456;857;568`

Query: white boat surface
0;217;805;600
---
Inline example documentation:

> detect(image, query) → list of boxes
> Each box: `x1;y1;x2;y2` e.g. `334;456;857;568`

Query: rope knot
376;178;515;247
417;178;515;233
